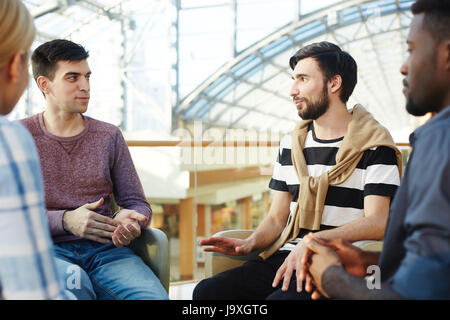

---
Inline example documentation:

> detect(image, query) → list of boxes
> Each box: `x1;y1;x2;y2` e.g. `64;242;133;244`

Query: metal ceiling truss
32;0;128;20
32;0;131;41
175;0;414;131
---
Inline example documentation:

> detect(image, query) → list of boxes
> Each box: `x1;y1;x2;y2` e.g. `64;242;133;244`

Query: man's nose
79;77;90;91
400;62;408;76
290;82;299;97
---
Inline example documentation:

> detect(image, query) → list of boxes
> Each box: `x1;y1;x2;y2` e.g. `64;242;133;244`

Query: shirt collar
409;106;450;146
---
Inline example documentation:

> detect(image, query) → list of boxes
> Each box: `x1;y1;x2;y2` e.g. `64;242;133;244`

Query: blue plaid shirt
0;116;68;299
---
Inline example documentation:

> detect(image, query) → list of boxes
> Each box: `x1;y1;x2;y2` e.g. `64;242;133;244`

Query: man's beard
405;57;443;116
298;87;330;120
406;97;427;116
406;94;441;117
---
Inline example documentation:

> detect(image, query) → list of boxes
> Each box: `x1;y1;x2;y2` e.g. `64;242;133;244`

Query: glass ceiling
10;0;415;142
176;0;416;141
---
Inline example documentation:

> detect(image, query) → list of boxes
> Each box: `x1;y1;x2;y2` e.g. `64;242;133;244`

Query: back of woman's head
0;0;36;67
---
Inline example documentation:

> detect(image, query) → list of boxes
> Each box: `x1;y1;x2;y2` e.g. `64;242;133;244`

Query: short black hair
411;0;450;44
289;41;357;103
31;39;89;82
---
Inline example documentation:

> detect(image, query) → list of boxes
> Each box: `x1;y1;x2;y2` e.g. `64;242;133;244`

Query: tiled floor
169;280;199;300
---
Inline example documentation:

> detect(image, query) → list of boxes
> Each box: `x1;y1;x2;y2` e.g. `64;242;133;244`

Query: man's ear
435;39;450;72
329;74;343;95
443;40;450;71
36;75;50;95
7;50;26;84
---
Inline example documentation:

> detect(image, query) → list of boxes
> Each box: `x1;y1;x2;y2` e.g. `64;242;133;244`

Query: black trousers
193;251;325;300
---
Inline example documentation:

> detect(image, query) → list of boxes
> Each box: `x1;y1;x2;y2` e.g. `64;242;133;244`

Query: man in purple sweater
21;39;168;300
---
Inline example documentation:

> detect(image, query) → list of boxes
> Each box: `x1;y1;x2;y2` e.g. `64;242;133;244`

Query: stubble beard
297;86;330;120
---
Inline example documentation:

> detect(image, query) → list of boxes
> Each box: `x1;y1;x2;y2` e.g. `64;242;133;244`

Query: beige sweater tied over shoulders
260;104;402;260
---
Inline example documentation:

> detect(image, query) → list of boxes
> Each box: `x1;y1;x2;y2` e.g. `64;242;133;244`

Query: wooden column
197;204;205;237
179;197;194;280
204;205;211;237
244;196;252;229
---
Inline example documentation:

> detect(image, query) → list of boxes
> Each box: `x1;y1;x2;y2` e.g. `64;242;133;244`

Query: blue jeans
54;239;169;300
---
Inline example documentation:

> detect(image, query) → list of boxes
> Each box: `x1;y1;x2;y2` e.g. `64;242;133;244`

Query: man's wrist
245;236;257;251
321;265;346;298
112;209;122;219
62;210;71;233
360;250;380;270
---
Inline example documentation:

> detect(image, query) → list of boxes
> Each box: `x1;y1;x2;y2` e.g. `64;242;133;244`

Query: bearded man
193;41;403;300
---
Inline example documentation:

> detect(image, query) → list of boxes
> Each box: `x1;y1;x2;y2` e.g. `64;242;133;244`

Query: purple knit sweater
21;113;152;243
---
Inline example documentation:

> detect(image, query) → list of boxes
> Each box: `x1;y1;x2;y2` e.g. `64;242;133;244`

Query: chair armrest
130;228;170;293
205;229;265;278
205;231;384;278
352;240;384;252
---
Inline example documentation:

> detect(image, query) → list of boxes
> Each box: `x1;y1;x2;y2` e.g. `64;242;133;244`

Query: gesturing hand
199;237;252;256
112;209;149;248
63;198;120;244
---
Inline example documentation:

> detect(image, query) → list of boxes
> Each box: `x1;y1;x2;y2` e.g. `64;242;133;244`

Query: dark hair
411;0;450;44
31;39;89;82
289;41;357;103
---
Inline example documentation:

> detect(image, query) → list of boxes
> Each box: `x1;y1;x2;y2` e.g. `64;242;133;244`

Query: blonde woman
0;0;69;299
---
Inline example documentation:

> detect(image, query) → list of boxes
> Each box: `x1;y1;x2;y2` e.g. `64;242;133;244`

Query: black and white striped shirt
269;123;400;251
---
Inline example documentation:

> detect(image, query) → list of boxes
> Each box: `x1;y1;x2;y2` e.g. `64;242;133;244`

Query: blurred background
13;0;418;293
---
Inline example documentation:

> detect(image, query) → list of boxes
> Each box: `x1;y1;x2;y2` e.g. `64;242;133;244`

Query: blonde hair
0;0;36;67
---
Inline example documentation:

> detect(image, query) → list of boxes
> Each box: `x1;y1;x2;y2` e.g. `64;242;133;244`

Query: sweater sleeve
322;265;403;300
110;129;152;228
46;209;68;236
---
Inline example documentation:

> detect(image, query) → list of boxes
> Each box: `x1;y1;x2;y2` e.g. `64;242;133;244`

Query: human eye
406;42;413;53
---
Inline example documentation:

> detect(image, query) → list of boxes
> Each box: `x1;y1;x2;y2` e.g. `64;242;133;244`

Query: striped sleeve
269;135;291;192
0;120;68;300
361;146;401;197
